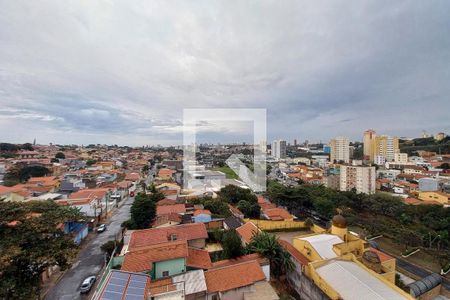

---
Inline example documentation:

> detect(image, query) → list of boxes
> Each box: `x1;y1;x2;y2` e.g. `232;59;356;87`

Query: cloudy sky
1;1;449;146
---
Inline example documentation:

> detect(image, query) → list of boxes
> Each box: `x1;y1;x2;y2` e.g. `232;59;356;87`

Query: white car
80;276;96;293
97;224;107;233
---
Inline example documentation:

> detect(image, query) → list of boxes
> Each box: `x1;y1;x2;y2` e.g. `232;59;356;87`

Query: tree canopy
267;180;450;254
125;192;163;229
0;200;83;299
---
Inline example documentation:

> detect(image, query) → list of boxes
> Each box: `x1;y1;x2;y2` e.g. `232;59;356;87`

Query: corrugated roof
173;270;207;295
316;260;409;300
298;234;343;259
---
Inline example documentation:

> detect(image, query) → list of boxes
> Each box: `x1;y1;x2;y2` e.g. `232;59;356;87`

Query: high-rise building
340;164;376;194
374;135;399;162
363;129;376;161
271;140;286;159
363;130;399;163
294;139;297;146
329;136;350;163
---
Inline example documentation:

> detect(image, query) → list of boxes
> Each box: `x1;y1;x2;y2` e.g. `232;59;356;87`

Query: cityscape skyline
1;1;450;145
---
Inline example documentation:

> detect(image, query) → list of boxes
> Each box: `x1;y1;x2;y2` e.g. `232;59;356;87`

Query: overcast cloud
1;1;449;145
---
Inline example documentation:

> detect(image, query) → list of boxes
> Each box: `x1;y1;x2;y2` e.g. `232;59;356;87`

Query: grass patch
212;166;239;179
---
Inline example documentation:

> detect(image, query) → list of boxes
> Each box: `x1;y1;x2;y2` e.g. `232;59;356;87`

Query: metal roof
173;270;207;295
408;273;442;298
316;260;409;300
298;234;343;259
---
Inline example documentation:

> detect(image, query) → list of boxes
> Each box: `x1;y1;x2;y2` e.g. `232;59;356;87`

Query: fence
244;219;307;231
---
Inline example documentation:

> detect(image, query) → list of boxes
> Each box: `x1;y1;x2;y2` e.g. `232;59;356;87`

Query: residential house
236;222;260;246
204;260;271;300
193;209;212;223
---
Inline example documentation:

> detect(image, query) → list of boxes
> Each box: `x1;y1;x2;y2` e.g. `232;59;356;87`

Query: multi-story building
394;152;408;164
363;130;399;163
329;136;350;163
363;129;376;161
271;140;286;159
340;164;376;194
375;135;399;162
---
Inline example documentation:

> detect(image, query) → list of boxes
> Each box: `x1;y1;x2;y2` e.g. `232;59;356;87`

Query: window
211;295;219;300
162;271;169;277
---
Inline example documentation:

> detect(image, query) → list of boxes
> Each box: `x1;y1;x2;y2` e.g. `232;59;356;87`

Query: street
45;196;134;300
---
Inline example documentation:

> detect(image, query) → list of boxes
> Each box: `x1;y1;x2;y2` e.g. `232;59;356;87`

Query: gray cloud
0;1;449;145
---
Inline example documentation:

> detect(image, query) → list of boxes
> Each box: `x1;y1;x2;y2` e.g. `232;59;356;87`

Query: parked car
129;191;135;197
80;276;96;293
97;224;107;233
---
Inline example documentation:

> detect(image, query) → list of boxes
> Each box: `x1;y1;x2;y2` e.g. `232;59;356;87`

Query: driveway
45;196;134;300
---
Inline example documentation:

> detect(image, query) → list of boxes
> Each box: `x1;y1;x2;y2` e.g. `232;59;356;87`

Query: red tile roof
122;240;188;272
193;209;211;216
186;247;212;269
236;222;260;244
211;253;268;269
156;199;177;206
263;207;293;220
204;260;266;293
279;240;310;265
369;247;394;263
128;223;208;251
156;204;186;216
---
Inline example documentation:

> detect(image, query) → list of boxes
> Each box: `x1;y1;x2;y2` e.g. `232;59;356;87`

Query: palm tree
247;232;294;278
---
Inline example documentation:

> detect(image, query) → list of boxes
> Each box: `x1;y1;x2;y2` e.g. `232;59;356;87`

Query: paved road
45;196;134;300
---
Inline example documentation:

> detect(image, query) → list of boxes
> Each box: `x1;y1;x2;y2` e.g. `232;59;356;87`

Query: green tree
237;200;261;218
221;229;244;259
55;152;65;159
247;231;294;278
0;201;83;299
101;240;117;257
126;192;162;229
218;185;257;204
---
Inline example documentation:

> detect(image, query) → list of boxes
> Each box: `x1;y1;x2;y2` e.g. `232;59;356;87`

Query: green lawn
212;166;239;179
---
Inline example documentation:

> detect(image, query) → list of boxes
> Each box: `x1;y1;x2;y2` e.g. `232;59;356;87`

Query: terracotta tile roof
122;240;188;272
156;204;186;216
263;207;293;220
158;168;175;177
69;188;109;200
193;209;211;216
124;172;140;181
161;189;178;196
156;199;177;206
236;222;260;244
369;247;394;263
279;240;310;265
204;260;266;293
129;223;208;251
211;253;268;269
259;202;277;210
187;247;212;269
228;204;243;216
257;196;266;204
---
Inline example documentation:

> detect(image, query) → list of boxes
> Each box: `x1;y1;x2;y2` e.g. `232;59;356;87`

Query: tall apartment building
363;129;376;161
375;135;399;162
363;130;399;163
271;140;286;159
340;164;376;194
329;136;350;163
